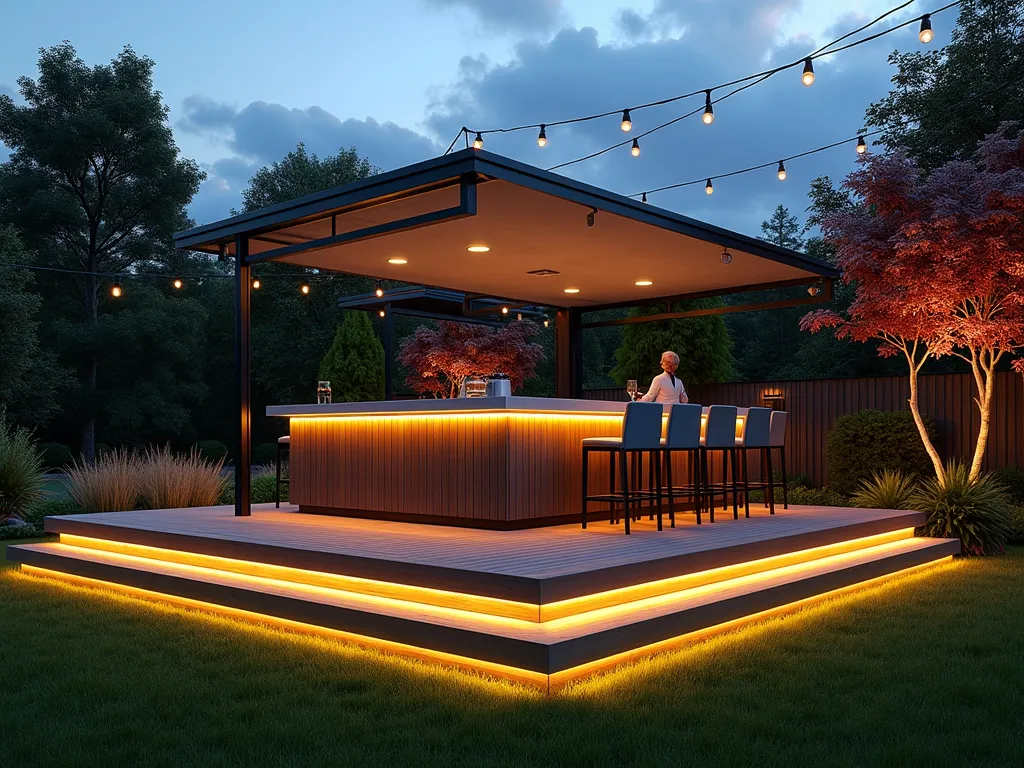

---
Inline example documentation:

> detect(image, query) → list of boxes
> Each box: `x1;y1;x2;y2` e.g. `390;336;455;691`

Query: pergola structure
173;148;839;515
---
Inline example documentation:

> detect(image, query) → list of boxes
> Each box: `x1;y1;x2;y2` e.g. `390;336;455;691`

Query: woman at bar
639;351;689;404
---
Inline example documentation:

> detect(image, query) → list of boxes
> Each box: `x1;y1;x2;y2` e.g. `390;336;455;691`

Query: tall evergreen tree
0;44;204;460
318;311;386;402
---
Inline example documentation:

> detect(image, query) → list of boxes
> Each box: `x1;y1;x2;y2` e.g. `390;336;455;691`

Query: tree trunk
81;271;99;464
907;359;945;484
968;350;996;483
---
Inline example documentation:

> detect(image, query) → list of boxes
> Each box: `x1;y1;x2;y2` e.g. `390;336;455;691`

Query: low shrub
852;470;918;510
65;448;142;513
826;409;936;496
0;522;43;540
915;462;1013;556
748;485;848;507
195;440;229;463
254;442;278;466
21;497;85;526
219;465;287;505
992;466;1024;506
0;414;46;520
1009;506;1024;545
38;442;73;472
140;445;227;509
771;470;811;489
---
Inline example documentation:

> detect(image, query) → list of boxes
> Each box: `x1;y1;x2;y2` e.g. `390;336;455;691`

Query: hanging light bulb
919;14;933;43
777;160;787;181
542;317;550;328
300;282;310;295
856;135;868;154
620;109;632;132
631;138;641;157
702;90;715;125
252;278;261;290
720;249;733;264
705;178;714;195
375;282;384;298
641;192;648;203
172;278;183;289
501;306;509;315
472;132;484;149
807;285;821;296
111;282;123;298
378;309;386;318
537;124;547;147
801;58;815;86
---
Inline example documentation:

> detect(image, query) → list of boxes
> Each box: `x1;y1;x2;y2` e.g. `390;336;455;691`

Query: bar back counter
268;397;746;529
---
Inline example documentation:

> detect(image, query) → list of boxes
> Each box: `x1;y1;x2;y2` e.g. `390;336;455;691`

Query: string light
777;160;787;181
720;249;733;264
111;282;122;298
919;13;933;43
620;109;632;132
542;317;550;328
641;192;647;203
631;138;641;157
252;278;261;290
856;135;868;154
705;179;713;195
537;124;547;147
473;132;483;149
702;90;714;125
300;282;310;295
587;207;597;227
801;58;815;86
378;309;386;318
808;285;822;296
501;306;509;315
172;278;183;289
375;282;384;298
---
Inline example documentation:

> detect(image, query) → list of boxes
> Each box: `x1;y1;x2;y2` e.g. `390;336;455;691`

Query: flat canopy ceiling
175;149;838;309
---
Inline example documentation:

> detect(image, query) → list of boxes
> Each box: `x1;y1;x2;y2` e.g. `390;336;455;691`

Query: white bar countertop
267;397;748;417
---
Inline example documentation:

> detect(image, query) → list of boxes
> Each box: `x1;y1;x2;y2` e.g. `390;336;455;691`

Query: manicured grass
1;548;1022;767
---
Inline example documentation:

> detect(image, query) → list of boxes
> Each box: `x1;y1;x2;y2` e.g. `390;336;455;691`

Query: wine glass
626;380;638;401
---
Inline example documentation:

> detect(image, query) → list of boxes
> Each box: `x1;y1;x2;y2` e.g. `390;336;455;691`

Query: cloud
180;97;441;225
616;10;650;41
423;0;565;34
424;3;899;238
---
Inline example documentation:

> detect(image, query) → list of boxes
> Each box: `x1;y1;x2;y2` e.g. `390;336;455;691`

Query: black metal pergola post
383;302;394;400
234;236;252;517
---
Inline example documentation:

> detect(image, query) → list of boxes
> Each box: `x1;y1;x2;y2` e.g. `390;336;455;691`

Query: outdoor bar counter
268;397;747;528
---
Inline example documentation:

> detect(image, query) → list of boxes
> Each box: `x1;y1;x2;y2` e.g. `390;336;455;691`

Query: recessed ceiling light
563;287;580;294
634;279;653;286
467;245;490;253
387;257;408;264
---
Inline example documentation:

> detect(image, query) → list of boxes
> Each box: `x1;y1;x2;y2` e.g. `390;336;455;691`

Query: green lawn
1;545;1022;767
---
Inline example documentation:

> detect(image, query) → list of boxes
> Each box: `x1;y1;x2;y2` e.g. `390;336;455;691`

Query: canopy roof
336;285;548;326
175;148;838;310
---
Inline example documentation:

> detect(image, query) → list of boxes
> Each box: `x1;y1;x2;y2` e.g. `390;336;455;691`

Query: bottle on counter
317;380;332;404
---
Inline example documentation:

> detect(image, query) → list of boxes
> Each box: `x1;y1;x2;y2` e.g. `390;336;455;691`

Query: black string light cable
629;73;1024;201
445;0;958;156
544;0;961;171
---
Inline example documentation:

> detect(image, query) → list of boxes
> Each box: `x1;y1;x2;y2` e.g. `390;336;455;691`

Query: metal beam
555;308;583;398
383;302;394;401
233;237;251;517
580;276;829;314
580;280;833;329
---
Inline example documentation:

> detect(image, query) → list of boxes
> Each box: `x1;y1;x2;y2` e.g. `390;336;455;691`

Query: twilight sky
0;0;953;238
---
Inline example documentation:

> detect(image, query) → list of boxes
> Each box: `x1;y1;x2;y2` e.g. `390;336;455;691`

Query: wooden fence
583;371;1023;487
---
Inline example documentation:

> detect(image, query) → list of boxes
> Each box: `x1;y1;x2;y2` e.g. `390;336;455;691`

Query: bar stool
700;405;739;521
275;435;290;508
661;403;704;526
582;401;664;535
735;407;773;517
768;410;789;509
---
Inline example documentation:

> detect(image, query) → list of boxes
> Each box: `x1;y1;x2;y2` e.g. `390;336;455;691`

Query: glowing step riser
58;528;918;623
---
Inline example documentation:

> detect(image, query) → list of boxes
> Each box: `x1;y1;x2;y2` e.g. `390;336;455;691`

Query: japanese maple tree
803;124;1024;484
397;320;545;398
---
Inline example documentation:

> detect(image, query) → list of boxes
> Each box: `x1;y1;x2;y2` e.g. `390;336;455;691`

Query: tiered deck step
8;505;958;689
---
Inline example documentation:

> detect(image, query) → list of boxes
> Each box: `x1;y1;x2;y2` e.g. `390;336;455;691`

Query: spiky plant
65;448;142;513
140;445;227;509
0;412;46;520
852;469;918;510
914;462;1013;556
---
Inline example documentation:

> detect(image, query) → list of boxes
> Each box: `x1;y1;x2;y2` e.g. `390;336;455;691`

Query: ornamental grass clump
0;413;46;520
915;462;1013;556
65;448;142;513
852;469;918;511
140;445;227;509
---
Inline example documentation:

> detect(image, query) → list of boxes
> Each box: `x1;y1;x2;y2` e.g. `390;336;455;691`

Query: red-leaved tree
397;321;545;398
803;124;1024;484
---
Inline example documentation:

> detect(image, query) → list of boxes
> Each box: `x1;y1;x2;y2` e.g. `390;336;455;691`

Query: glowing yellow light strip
60;534;540;622
20;553;954;692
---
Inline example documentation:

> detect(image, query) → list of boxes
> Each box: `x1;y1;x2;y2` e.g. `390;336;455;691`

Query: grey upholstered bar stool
700;405;740;521
275;435;290;508
581;401;664;535
661;403;704;526
768;410;789;509
735;406;773;517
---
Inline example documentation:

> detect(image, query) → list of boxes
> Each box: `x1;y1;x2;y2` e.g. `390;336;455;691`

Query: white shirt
640;371;689;404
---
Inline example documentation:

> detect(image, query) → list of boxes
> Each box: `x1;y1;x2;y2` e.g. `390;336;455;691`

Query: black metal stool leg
275;441;282;508
620;450;631;535
766;447;776;515
780;446;789;509
741;448;750;518
691;449;701;525
609;450;617;524
665;451;676;528
730;449;739;519
648;451;656;521
581;447;589;529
